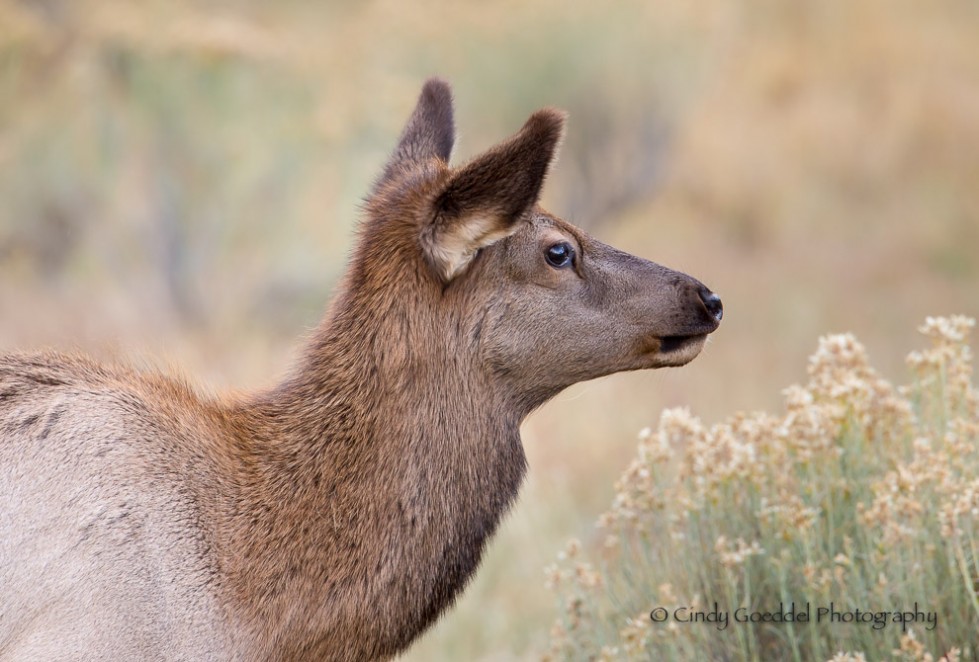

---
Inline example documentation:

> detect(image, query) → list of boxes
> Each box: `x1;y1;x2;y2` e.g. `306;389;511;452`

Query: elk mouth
649;332;710;367
658;334;703;354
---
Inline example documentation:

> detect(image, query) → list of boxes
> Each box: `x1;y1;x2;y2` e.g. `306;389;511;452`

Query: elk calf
0;79;722;661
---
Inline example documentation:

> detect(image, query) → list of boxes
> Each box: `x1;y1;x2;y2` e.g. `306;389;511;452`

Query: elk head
356;78;722;413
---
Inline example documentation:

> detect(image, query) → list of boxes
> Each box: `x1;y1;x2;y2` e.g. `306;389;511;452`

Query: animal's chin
646;333;709;367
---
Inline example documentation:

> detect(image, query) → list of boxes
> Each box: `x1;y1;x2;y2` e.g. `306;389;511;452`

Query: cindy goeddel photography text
649;602;938;632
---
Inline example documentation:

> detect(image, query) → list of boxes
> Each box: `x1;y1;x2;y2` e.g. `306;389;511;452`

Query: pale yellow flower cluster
589;614;655;661
906;316;978;427
714;535;765;569
543;317;978;660
542;539;606;662
890;630;961;662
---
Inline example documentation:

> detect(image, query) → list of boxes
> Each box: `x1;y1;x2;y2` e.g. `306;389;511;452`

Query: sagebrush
545;316;978;661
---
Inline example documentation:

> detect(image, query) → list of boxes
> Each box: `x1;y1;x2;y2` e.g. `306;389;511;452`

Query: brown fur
0;78;721;661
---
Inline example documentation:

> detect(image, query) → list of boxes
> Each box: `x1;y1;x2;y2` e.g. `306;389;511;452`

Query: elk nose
698;286;723;322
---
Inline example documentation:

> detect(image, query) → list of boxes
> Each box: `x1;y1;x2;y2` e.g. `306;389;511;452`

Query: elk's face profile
455;210;722;404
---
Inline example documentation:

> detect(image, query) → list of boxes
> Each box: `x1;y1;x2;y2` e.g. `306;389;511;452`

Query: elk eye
545;243;574;268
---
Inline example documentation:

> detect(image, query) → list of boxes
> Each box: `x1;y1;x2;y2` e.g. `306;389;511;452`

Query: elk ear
422;108;566;281
376;78;455;191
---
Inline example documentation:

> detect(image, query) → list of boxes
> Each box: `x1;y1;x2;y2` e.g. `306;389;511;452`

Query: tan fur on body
0;79;722;661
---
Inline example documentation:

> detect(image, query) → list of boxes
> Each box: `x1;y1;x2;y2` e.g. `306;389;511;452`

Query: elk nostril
698;287;723;322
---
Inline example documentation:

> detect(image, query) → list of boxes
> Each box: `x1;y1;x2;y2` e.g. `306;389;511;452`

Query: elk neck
217;257;528;652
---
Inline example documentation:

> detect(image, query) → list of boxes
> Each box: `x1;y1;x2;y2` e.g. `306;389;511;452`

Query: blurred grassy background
1;0;977;659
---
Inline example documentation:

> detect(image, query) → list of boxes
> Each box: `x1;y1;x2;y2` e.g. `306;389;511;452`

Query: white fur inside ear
423;215;519;281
